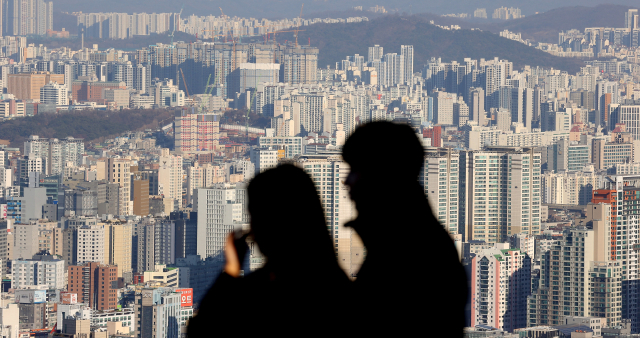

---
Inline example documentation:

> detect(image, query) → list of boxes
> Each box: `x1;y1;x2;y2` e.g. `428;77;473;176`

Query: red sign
176;289;193;307
61;292;78;304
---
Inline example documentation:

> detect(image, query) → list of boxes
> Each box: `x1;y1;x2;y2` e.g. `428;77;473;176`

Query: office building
137;218;176;273
74;223;105;266
68;262;118;310
39;82;67;105
7;72;64;101
134;288;182;338
195;183;248;258
11;255;65;289
106;222;133;280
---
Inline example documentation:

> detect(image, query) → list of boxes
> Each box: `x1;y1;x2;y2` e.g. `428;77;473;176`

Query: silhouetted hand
224;233;241;277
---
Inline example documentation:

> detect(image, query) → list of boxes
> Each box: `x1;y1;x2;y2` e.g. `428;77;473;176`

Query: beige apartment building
7;72;65;101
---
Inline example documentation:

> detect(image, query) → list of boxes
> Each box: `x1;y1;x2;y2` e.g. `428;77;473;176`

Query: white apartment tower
401;45;414;83
466;147;541;243
194;183;248;258
40;82;68;105
368;45;383;63
421;147;463;236
77;224;106;264
158;149;183;210
298;153;362;278
108;158;132;215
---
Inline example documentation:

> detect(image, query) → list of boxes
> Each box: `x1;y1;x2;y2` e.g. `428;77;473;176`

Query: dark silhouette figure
187;164;350;336
342;121;467;336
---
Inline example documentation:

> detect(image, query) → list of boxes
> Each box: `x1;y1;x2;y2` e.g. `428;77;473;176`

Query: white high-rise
158;149;183;210
77;224;106;264
40;82;68;105
465;147;542;243
401;45;414;83
421;147;463;236
195;183;248;258
297;152;362;278
108;158;132;215
367;45;383;63
11;258;65;290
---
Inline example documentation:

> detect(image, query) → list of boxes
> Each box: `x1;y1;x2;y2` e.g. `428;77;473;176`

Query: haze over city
0;0;640;337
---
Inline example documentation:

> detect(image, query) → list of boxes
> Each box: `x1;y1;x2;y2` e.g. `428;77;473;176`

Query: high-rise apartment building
281;46;318;85
541;170;601;205
77;224;106;265
106;222;133;280
528;227;595;327
401;45;414;82
137;218;176;273
433;91;456;125
108;158;132;216
3;0;53;36
367;45;383;63
483;58;512;110
469;87;486;126
134;288;182;338
158;149;183;210
465;146;541;243
421;147;463;235
68;262;118;310
174;108;220;154
23;135;84;176
470;245;531;332
194;183;248;258
626;9;639;30
297;152;362;278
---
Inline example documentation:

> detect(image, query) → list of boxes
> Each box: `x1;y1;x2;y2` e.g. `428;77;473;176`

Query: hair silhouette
247;164;341;278
188;164;348;336
343;121;467;336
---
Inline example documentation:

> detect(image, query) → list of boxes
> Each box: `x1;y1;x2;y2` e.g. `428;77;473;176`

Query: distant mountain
49;0;640;20
270;15;584;73
482;4;636;43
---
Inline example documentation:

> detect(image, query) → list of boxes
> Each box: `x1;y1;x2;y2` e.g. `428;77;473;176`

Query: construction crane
294;4;304;47
273;29;305;46
201;30;227;42
169;4;185;45
179;68;193;106
203;74;212;94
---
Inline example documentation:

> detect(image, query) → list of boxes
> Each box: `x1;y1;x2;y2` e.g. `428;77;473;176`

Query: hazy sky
55;0;638;18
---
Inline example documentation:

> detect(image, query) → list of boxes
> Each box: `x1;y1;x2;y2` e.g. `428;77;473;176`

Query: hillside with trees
0;109;175;149
481;4;634;43
274;15;585;73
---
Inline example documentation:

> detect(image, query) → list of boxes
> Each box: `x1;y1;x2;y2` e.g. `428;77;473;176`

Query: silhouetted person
342;121;467;336
188;164;350;336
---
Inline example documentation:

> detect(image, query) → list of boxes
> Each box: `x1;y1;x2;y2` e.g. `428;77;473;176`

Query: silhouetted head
342;122;424;204
247;164;335;272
